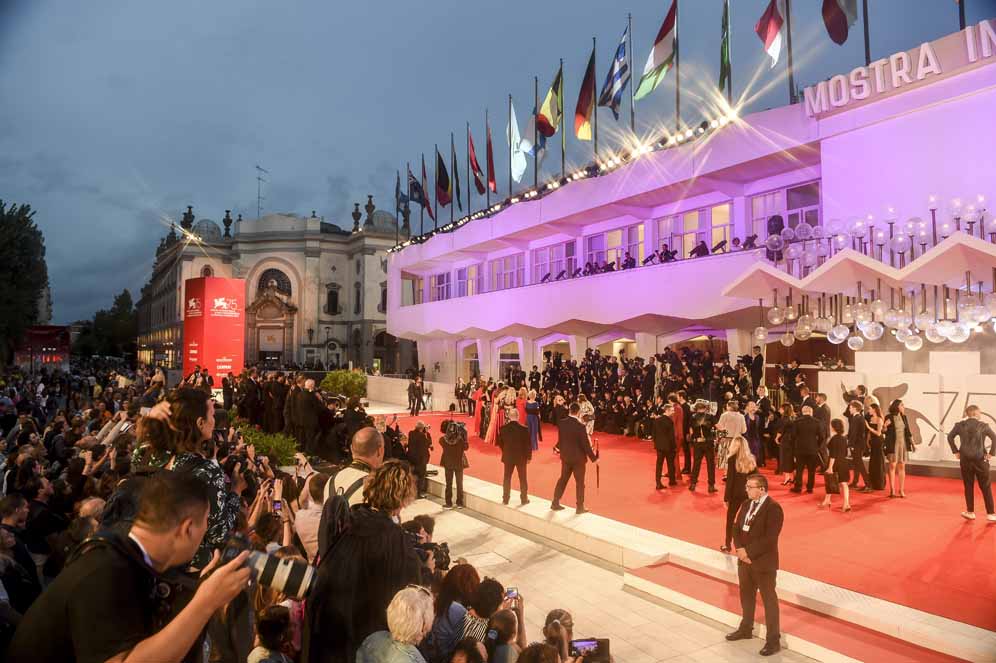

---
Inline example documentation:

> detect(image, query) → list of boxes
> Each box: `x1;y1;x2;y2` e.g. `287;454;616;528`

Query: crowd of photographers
0;362;602;663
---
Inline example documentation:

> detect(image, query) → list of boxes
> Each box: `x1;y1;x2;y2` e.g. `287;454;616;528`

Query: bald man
324;427;385;505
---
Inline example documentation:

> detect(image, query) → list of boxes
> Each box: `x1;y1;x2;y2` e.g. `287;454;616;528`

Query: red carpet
630;564;966;663
396;410;996;632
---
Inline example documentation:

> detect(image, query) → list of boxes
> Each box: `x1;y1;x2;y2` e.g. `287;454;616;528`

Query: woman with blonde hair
357;585;435;662
307;460;425;663
721;435;757;553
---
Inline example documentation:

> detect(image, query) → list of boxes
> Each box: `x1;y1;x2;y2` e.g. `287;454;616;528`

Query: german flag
575;46;597;140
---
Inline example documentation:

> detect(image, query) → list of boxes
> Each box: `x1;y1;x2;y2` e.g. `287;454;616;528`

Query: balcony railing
400;245;765;307
323;304;343;315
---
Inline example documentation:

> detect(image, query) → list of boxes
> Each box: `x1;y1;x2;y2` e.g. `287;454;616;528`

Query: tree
0;201;50;364
75;289;137;359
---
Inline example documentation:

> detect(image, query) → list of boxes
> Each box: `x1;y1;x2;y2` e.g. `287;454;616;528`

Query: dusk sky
1;0;993;323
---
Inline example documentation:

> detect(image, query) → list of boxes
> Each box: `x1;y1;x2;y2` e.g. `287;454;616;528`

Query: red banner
183;277;245;382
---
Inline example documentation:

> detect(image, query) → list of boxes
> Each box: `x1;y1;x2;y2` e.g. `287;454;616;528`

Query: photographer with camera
7;471;252;663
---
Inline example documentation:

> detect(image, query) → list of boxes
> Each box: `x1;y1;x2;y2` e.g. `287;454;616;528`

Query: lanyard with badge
743;500;761;532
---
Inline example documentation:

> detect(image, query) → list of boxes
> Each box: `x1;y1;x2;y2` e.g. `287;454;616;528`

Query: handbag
461;452;470;469
824;471;840;495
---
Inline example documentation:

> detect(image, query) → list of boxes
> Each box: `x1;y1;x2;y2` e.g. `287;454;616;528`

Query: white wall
367;375;456;412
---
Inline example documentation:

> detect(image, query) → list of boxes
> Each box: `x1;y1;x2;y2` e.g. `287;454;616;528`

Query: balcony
388;248;765;339
323;304;343;316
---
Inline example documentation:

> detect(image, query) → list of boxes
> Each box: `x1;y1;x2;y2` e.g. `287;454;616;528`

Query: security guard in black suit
727;474;784;657
551;402;598;514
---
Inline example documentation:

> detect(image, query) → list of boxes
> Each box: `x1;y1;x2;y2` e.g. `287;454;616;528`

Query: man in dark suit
727;474;784;656
814;392;832;440
750;346;765;392
296;379;326;454
652;400;678;489
406;421;433;498
847;400;873;491
791;405;826;493
551;402;598;514
498;409;531;505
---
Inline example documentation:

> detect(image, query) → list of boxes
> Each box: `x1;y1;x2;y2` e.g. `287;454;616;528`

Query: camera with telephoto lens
220;534;316;599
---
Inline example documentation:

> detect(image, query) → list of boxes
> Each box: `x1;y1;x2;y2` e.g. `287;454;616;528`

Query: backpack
315;470;366;564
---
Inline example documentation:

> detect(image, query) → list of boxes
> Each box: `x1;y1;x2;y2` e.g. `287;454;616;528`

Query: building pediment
247;287;298;317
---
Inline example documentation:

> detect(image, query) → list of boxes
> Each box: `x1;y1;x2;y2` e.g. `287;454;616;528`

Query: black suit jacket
733;496;784;572
750;355;764;383
554;416;597;465
847;412;868;451
498;421;532;465
793;415;826;456
651;415;676;453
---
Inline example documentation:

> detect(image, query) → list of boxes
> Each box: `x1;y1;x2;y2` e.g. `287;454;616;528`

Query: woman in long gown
516;387;528;428
484;384;507;446
471;384;484;437
865;403;886;491
525;389;542;450
478;387;491;439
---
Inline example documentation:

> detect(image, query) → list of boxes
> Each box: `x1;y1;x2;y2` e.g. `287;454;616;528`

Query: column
635;332;657;358
725;328;755;361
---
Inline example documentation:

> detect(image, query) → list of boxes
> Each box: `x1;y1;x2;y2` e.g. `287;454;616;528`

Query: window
401;275;424;306
489;254;525;291
258;269;292;296
380;286;387;312
430;272;451;302
786;182;821;231
497;342;521;383
710;203;732;248
456;264;484;297
751;181;821;238
532;240;577;282
200;265;214;277
354;282;361;314
584;235;606;267
325;288;340;315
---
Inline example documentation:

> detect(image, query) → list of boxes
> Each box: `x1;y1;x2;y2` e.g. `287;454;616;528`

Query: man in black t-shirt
7;472;251;663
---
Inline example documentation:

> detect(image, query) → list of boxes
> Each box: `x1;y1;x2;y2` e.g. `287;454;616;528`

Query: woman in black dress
865;403;886;491
721;435;757;552
777;403;797;485
821;418;852;512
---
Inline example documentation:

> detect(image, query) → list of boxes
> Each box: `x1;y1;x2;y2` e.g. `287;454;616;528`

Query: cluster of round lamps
754;292;996;353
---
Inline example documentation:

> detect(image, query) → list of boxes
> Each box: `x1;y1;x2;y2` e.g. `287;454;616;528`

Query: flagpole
450;133;455;225
406;160;413;240
534;75;539;190
675;0;681;131
560;58;566;180
486;108;491;208
785;0;797;104
508;94;513;197
395;169;400;248
959;0;967;30
466;122;471;214
592;36;598;162
861;0;871;65
419;154;425;236
726;0;733;104
433;143;439;228
628;13;636;133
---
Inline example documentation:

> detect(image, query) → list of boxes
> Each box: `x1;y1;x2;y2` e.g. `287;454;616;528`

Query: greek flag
598;26;631;120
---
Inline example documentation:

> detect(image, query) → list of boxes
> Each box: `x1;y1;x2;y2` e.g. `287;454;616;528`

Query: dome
193;219;222;241
370;210;397;231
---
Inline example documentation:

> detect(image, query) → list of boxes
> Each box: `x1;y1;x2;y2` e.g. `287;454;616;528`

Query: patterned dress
171;452;242;568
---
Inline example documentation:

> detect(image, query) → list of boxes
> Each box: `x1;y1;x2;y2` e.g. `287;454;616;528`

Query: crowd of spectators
0;360;611;663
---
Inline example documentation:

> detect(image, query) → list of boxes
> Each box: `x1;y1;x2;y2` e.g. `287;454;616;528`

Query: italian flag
634;0;677;101
755;0;786;68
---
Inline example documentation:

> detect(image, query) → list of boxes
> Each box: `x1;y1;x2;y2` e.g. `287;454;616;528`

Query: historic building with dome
137;198;415;374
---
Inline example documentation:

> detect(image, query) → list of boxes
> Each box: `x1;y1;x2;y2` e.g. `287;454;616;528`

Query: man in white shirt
323;426;385;505
293;472;329;562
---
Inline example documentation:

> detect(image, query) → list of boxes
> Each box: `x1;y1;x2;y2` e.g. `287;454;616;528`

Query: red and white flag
755;0;786;68
822;0;858;45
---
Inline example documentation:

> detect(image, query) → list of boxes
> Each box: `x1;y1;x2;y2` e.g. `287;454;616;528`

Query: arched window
326;288;339;315
354;282;362;315
257;269;292;297
201;265;214;277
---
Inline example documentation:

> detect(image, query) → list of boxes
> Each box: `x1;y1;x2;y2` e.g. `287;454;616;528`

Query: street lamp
325;326;331;368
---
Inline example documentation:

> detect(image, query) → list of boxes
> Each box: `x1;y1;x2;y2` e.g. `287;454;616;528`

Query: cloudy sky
1;0;992;323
